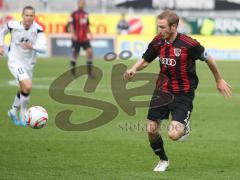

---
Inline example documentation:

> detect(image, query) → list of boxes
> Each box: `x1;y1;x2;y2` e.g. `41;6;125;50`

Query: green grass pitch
0;57;239;179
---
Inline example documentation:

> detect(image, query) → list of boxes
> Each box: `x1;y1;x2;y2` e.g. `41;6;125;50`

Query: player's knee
168;121;184;141
87;49;93;58
72;52;79;59
22;84;32;93
87;53;93;59
168;131;182;141
147;121;159;138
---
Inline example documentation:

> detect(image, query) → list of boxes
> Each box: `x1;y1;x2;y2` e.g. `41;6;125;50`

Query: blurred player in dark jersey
123;10;232;172
69;0;93;77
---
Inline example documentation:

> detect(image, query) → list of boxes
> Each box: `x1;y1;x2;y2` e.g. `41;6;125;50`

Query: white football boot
19;110;27;126
153;160;169;172
8;108;20;126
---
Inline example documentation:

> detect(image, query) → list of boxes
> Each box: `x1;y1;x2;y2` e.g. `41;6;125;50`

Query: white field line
4;77;239;97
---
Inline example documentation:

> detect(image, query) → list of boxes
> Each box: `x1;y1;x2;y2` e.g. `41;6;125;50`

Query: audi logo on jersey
159;58;176;66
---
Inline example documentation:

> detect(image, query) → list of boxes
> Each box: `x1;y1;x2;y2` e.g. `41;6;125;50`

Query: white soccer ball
25;106;48;129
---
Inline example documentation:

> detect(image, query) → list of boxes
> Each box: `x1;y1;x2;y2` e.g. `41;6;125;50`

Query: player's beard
163;30;175;42
161;32;170;40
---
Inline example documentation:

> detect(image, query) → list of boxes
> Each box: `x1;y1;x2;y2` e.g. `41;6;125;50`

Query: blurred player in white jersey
0;6;46;126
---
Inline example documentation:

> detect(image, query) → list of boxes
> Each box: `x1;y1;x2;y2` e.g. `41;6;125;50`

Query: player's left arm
204;55;232;98
87;17;93;40
32;31;47;53
190;43;232;98
21;30;47;53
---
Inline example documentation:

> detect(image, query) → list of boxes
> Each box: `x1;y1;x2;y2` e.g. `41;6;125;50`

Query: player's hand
216;79;232;98
0;46;4;56
123;69;136;81
88;33;94;40
72;34;77;41
21;42;33;50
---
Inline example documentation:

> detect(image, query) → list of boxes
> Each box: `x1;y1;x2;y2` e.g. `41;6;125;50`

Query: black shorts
72;41;91;53
147;91;195;125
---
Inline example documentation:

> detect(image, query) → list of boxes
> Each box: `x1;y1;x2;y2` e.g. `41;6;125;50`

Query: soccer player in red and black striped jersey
123;10;232;172
69;0;93;77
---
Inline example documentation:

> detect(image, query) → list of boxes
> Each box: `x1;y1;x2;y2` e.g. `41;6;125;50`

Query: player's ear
171;24;177;30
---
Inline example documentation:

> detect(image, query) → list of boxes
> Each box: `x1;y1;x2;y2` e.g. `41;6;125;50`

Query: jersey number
18;68;24;75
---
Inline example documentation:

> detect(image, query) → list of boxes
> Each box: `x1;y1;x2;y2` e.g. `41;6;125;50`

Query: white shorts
8;63;33;83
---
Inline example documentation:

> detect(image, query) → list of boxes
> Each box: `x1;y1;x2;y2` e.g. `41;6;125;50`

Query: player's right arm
70;23;77;41
123;59;150;80
86;16;93;40
69;13;77;41
123;37;159;81
0;22;10;56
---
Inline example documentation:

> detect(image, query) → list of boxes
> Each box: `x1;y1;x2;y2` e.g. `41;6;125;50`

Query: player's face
78;0;85;10
157;18;177;40
22;9;35;29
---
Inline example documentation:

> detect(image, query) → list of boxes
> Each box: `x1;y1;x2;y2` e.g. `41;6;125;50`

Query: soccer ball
25;106;48;129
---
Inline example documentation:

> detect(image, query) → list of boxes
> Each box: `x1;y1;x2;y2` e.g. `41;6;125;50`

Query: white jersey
0;20;47;68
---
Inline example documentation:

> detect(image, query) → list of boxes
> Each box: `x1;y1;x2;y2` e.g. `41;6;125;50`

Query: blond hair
157;10;179;26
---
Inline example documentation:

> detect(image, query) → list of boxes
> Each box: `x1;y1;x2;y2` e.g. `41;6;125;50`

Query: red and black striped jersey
142;33;205;94
70;9;90;42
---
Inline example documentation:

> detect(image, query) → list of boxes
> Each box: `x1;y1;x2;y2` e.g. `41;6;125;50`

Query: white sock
11;92;20;114
20;93;30;115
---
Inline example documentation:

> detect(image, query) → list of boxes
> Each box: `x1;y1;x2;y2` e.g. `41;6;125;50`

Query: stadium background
2;0;240;59
0;0;240;179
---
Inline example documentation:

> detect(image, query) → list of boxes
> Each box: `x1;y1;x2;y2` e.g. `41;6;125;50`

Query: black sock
87;61;92;75
150;135;168;161
70;61;76;76
20;91;30;97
